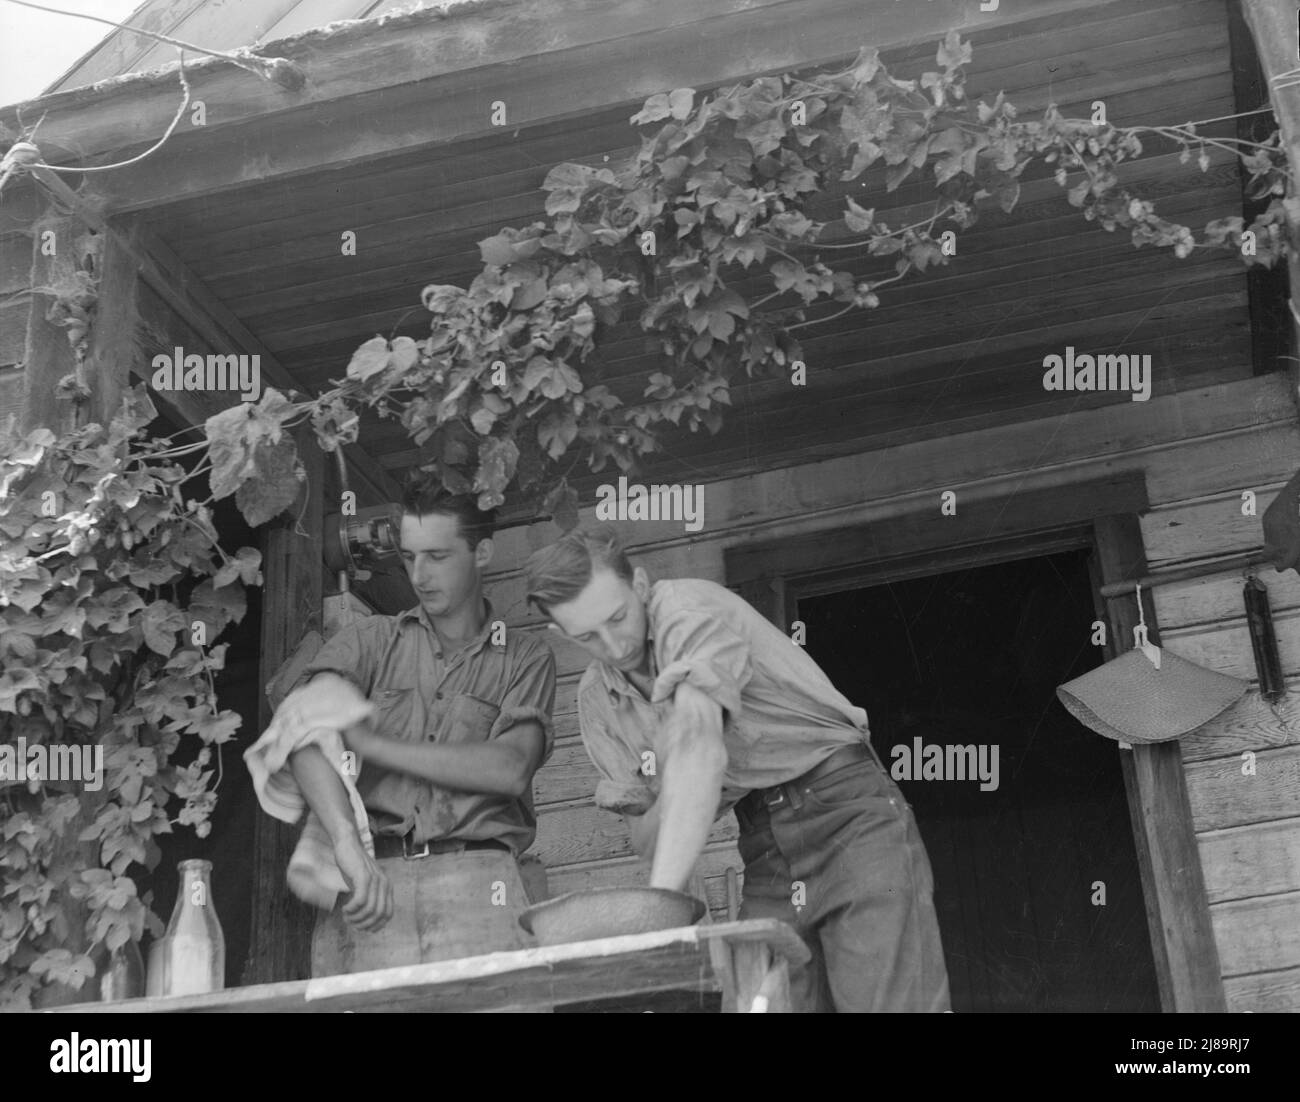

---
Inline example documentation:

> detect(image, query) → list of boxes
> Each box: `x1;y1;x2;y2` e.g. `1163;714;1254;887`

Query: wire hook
1132;581;1161;669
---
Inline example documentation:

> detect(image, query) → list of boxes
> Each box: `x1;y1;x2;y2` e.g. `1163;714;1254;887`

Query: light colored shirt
577;577;868;817
295;598;556;855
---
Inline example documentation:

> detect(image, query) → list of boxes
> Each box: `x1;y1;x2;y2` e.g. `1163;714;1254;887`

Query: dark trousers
734;750;951;1013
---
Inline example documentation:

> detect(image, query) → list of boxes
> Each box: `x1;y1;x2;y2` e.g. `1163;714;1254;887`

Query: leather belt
373;833;511;860
738;741;878;819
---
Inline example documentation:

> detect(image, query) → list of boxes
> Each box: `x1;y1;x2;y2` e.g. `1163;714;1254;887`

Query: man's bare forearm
358;728;538;798
649;687;727;891
288;743;362;847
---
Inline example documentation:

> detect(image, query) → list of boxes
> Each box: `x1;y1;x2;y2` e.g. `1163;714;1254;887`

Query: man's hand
333;832;393;932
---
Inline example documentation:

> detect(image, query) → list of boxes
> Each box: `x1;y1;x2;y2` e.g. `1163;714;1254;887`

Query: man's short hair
400;479;496;550
524;523;634;615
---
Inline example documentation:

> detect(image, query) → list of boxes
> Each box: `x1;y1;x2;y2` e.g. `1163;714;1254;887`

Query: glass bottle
153;859;225;996
145;938;166;997
95;939;145;1002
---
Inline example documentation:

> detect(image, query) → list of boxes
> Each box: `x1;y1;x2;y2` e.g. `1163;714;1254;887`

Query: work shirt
295;598;556;855
577;577;867;818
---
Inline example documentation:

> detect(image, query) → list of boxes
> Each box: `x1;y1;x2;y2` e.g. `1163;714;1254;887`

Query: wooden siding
496;371;1300;1005
0;232;30;427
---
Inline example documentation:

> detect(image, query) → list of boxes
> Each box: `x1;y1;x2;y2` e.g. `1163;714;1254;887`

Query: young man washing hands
523;524;950;1012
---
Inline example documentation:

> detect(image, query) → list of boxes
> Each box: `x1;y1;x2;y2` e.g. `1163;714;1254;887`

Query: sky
0;0;145;107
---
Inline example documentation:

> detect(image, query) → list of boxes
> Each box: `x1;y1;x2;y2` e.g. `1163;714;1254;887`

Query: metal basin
519;886;707;946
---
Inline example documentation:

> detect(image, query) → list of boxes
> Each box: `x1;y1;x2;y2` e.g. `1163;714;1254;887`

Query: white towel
243;675;376;911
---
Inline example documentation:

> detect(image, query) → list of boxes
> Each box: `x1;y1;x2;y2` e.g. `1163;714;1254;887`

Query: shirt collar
398;595;501;654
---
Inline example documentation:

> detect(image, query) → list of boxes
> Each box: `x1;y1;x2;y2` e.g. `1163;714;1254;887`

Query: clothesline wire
32;53;192;175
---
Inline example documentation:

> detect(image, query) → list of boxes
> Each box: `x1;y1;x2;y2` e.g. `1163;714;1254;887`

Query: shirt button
435;653;443;660
435;691;444;700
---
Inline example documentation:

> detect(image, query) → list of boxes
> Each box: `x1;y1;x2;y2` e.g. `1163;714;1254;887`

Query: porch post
1092;515;1226;1012
243;425;326;985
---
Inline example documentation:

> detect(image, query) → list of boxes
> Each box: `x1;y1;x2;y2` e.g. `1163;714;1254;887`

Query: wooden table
47;919;809;1014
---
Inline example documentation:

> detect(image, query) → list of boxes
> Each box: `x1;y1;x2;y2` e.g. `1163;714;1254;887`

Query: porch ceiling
53;0;1269;512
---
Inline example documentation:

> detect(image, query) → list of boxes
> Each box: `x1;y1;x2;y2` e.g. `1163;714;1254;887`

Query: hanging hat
1057;646;1249;744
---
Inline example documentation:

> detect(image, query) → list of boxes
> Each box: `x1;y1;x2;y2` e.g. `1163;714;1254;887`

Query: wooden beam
18;214;80;435
21;164;400;502
1091;514;1227;1012
244;421;325;986
130;225;403;504
83;221;140;426
726;472;1149;589
53;918;808;1013
3;0;1109;212
1240;0;1300;416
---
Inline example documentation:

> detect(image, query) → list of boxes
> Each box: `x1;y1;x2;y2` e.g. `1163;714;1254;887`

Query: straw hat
1056;647;1249;744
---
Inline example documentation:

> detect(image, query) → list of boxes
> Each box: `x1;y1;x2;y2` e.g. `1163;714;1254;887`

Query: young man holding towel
280;485;556;976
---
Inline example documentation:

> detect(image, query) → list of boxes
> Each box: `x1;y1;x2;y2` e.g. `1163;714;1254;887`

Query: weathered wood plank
0;300;28;368
244;422;326;986
12;0;1149;212
83;222;140;426
533;801;738;869
1197;817;1300;905
1224;964;1300;1012
261;222;1242;354
1180;683;1300;763
1143;488;1282;567
1094;513;1226;1012
1185;745;1300;833
19;216;80;435
0;234;32;296
1160;610;1300;681
479;393;1299;649
499;372;1286;550
0;366;24;425
51;918;807;1014
1156;571;1300;634
229;155;1237;326
1210;891;1300;976
196;91;1235;288
724;472;1147;588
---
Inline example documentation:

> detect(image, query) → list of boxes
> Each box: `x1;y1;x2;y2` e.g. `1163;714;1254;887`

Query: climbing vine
0;391;255;1008
0;29;1295;1006
180;30;1293;525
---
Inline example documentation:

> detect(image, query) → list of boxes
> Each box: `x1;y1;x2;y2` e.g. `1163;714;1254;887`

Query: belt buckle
402;834;430;860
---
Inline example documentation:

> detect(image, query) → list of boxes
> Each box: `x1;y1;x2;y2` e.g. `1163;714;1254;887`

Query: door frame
725;471;1226;1012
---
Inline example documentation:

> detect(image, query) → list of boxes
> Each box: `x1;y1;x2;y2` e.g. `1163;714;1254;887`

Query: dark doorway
798;548;1160;1012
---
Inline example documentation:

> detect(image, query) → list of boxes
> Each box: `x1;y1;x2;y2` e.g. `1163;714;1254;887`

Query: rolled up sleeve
649;608;753;720
490;643;558;763
578;681;656;817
